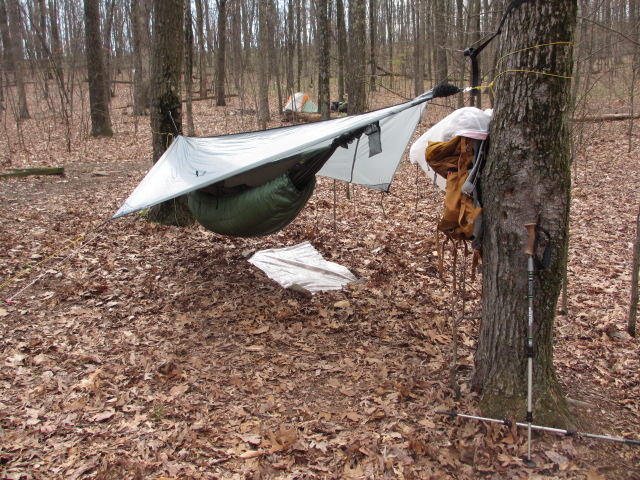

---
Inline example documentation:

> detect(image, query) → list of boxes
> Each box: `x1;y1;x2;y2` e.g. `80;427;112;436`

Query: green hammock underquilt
188;173;316;238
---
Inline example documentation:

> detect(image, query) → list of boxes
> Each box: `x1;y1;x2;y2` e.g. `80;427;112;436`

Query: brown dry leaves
0;86;639;479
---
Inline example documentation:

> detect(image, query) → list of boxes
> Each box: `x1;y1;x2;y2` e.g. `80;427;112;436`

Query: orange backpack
426;136;483;241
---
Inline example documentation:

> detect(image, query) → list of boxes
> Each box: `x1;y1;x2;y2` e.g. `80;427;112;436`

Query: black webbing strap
533;225;551;270
464;0;534;96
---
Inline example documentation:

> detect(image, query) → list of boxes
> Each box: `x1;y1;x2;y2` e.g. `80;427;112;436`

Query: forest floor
0;84;639;480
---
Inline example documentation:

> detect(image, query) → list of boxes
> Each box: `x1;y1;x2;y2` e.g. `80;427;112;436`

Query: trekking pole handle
525;223;537;256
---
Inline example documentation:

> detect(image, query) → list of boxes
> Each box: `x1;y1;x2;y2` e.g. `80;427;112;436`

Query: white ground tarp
113;97;429;219
248;242;357;294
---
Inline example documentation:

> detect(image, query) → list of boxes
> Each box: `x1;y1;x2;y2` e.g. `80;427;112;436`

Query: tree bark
473;0;578;428
84;0;112;136
148;0;194;226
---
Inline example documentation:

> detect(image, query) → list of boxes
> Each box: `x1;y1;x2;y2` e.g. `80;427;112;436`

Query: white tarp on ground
113;96;429;219
409;107;492;191
248;242;357;295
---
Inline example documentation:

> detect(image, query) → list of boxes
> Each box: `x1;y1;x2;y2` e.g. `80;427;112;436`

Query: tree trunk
473;0;578;428
84;0;112;136
433;0;448;83
412;0;424;97
183;0;195;136
0;0;12;106
336;0;347;102
48;0;64;90
131;0;150;115
257;0;270;128
317;0;330;119
194;0;206;98
369;0;377;92
629;207;640;336
215;0;227;106
7;0;30;119
285;0;294;98
102;0;115;98
347;0;367;114
148;0;194;226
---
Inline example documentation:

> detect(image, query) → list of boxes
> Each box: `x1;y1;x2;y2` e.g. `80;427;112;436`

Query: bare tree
317;0;330;119
6;0;30;119
194;0;206;98
629;207;640;336
347;0;366;114
84;0;112;136
183;0;195;136
369;0;377;92
215;0;227;106
336;0;347;102
257;0;270;128
148;0;194;226
131;0;150;115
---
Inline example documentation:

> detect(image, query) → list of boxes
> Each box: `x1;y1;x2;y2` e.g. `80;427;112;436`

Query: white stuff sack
409;107;492;191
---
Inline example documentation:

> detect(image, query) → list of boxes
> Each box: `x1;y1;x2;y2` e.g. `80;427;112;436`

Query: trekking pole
437;411;640;446
524;222;537;467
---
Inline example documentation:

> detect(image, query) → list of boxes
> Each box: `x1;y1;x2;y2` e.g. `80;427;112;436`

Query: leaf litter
0;85;639;479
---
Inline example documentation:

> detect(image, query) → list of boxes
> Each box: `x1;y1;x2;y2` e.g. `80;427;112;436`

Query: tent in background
283;93;318;113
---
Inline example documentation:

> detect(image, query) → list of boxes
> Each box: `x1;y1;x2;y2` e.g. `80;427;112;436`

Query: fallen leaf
251;325;269;335
339;387;356;397
169;384;189;397
93;410;115;422
238;450;264;459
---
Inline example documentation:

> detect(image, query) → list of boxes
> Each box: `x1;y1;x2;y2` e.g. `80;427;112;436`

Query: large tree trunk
472;0;577;428
84;0;112;136
148;0;194;226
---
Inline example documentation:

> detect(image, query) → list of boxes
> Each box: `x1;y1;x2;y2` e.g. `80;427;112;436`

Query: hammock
114;85;461;236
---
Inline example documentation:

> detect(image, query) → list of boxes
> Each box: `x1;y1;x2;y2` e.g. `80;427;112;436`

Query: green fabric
188;174;316;237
